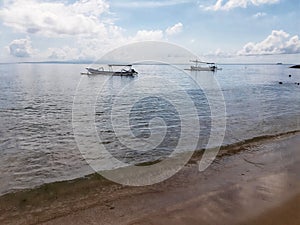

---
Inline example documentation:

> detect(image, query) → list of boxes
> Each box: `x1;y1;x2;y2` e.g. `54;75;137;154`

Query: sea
0;63;299;195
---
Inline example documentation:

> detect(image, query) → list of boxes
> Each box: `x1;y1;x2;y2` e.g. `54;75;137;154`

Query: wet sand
242;193;300;225
1;132;300;225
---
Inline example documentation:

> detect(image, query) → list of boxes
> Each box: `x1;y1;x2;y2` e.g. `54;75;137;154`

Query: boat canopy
108;64;133;67
190;60;215;65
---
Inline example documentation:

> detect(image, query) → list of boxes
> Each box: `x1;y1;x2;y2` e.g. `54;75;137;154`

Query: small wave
191;129;300;162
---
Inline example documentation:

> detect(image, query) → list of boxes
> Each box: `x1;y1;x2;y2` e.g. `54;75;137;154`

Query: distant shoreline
0;62;296;66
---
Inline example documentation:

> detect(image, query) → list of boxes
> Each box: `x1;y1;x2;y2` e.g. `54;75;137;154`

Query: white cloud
112;0;190;8
72;0;109;16
132;30;164;41
204;48;233;58
166;23;183;36
0;0;111;37
8;37;34;57
253;12;267;18
47;46;79;60
73;29;166;60
238;30;300;55
213;48;233;57
36;27;171;60
38;29;165;60
204;0;279;11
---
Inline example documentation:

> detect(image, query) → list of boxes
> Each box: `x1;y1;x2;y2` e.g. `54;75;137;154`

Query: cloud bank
238;30;300;55
204;0;279;11
0;0;111;37
112;0;190;8
0;0;184;60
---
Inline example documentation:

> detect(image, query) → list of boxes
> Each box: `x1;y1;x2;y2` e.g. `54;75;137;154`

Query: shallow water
0;63;299;195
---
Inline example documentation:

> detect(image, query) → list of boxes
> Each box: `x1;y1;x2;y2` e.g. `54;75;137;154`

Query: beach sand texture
0;132;300;225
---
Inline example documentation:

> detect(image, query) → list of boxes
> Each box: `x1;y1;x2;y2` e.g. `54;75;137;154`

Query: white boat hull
84;68;138;76
190;66;216;71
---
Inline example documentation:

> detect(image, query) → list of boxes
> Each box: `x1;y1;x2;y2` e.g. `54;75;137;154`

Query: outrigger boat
83;64;138;76
186;60;220;72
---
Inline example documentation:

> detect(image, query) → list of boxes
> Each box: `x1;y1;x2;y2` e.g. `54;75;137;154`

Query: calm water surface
0;63;299;195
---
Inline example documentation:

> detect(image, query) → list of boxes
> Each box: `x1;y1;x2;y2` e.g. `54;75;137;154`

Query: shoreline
1;131;300;224
1;129;299;197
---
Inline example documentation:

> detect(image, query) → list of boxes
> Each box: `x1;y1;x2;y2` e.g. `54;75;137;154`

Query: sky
0;0;299;63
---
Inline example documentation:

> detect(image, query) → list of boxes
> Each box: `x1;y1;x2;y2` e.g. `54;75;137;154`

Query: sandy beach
1;132;300;225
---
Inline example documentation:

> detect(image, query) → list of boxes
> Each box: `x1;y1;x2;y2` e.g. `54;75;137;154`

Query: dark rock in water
289;75;292;77
279;82;283;84
290;65;300;69
298;83;300;85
